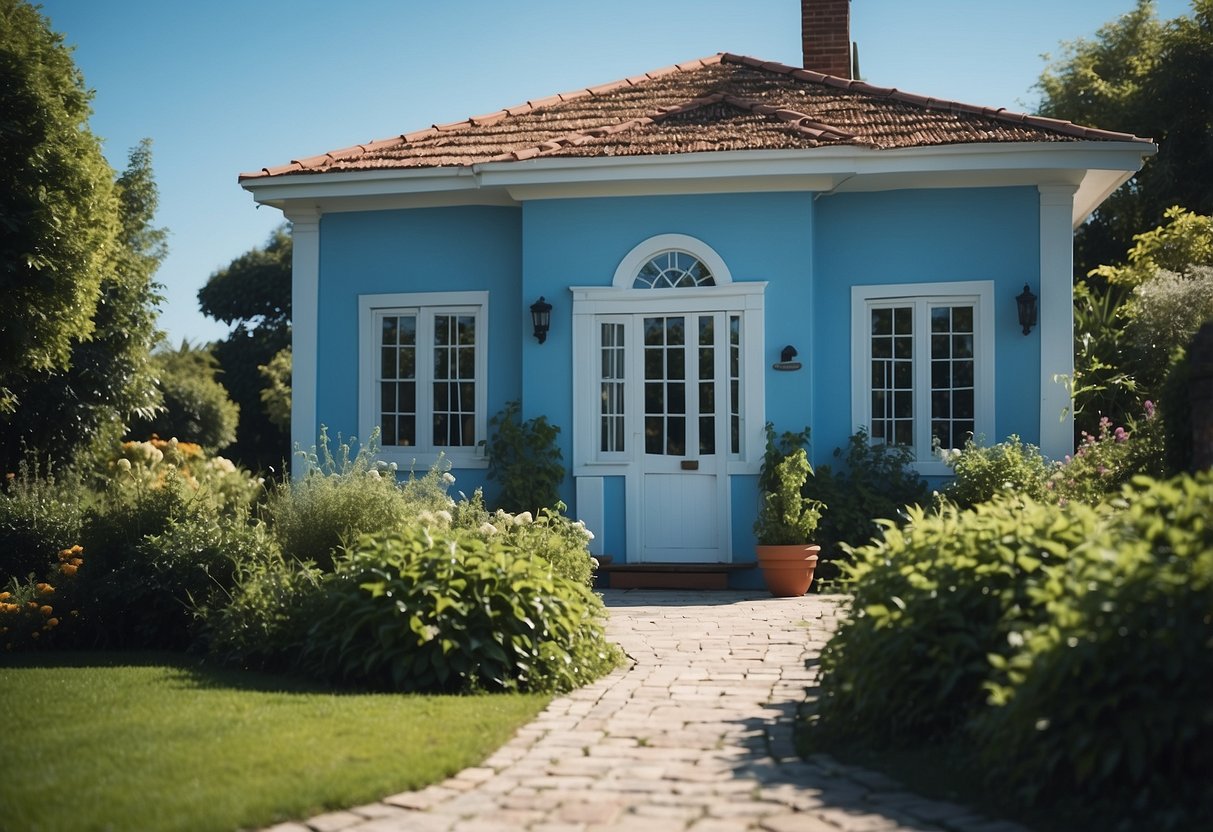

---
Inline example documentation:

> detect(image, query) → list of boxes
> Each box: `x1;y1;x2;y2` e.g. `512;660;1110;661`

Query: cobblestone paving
268;590;1031;832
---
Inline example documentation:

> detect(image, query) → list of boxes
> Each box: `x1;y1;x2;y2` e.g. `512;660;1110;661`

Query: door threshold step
597;561;755;590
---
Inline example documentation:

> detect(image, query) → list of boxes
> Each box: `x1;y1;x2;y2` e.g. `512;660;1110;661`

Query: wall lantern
780;345;798;363
1016;283;1038;336
530;296;553;344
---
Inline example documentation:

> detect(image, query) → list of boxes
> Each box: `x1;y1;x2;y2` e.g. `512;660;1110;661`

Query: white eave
241;139;1154;229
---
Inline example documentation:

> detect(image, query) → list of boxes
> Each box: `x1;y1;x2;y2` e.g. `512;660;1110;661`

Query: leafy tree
198;226;291;470
1036;0;1213;279
2;141;166;471
0;0;120;414
258;346;292;433
129;342;239;453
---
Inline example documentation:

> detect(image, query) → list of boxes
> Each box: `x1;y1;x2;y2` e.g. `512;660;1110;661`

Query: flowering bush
110;437;262;512
0;457;84;582
1047;404;1165;505
1;546;85;651
940;434;1052;508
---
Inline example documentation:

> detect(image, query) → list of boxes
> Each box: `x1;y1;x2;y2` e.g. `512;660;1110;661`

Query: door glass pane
729;315;741;455
599;323;625;453
871;306;912;448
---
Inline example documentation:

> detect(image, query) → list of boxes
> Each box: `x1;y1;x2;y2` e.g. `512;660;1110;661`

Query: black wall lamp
1016;283;1038;335
780;345;798;362
530;296;552;344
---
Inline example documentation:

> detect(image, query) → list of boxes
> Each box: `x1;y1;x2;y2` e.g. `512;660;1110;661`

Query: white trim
612;234;734;287
1038;185;1077;459
243;142;1153;225
357;290;489;470
850;281;995;477
285;208;320;480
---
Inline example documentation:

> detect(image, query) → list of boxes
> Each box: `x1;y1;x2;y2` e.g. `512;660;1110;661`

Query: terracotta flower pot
755;544;821;597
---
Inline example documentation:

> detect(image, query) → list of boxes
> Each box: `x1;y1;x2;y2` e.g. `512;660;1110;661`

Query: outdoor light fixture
1016;283;1038;336
530;296;552;344
780;345;798;362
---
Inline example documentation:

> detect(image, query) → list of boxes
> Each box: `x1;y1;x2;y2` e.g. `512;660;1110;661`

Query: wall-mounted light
1016;283;1038;336
780;345;798;362
530;296;552;344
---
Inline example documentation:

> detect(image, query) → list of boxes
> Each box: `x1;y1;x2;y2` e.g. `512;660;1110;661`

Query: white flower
590;557;599;569
478;522;499;537
441;472;456;485
367;469;381;480
584;529;595;541
116;458;132;473
435;510;453;526
417;511;434;525
514;511;533;526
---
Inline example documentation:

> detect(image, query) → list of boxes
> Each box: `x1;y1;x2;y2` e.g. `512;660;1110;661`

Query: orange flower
60;564;78;577
47;618;59;627
0;591;10;600
39;605;53;616
70;545;83;554
36;582;54;595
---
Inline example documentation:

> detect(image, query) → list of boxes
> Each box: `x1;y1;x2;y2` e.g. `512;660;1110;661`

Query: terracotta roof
241;53;1151;180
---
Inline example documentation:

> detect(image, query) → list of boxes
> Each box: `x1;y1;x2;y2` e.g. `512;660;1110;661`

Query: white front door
636;312;736;562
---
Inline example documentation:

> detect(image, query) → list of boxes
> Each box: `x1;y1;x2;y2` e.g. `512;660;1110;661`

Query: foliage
974;474;1213;829
299;525;620;693
1158;347;1193;473
483;504;596;587
1091;206;1213;287
257;345;292;432
199;226;292;471
79;464;271;650
754;424;823;545
808;428;929;552
0;545;85;651
1036;1;1213;278
1069;279;1139;435
0;0;118;414
940;434;1052;508
1049;407;1166;504
1124;265;1213;391
811;473;1213;831
486;400;565;513
202;553;320;672
0;654;548;832
267;428;450;571
0;140;166;471
109;437;263;513
0;457;85;582
129;342;241;453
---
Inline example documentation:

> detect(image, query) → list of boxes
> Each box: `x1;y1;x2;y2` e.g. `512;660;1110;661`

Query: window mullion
914;300;932;461
418;311;435;454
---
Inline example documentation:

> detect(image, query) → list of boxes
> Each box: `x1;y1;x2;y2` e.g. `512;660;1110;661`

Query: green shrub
812;495;1091;746
972;474;1213;830
202;552;321;671
811;473;1213;831
269;428;424;570
0;456;85;582
0;545;86;651
80;469;272;650
1048;407;1165;505
808;428;929;552
486;400;564;514
128;342;240;453
755;445;823;545
299;525;620;693
940;434;1052;508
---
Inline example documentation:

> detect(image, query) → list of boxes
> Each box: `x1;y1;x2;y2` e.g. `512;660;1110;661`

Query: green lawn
0;652;549;832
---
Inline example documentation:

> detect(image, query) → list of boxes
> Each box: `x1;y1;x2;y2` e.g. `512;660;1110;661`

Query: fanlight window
633;251;716;289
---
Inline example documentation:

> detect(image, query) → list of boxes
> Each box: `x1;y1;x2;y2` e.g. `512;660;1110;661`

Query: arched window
611;234;733;289
633;251;715;289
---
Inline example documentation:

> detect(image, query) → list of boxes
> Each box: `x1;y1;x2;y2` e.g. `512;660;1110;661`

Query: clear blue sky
38;0;1189;346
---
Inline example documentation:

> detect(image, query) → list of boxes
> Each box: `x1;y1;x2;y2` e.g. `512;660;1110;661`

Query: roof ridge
717;53;1151;145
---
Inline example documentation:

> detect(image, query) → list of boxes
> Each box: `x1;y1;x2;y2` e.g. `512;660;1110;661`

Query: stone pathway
268;590;1030;832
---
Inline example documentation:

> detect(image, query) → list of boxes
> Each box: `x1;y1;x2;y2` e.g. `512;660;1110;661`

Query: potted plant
754;441;825;597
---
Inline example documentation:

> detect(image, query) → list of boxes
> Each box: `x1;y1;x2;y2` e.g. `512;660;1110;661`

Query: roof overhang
241;140;1154;229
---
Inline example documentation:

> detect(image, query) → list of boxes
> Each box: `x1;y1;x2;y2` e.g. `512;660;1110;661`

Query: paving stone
276;591;1031;832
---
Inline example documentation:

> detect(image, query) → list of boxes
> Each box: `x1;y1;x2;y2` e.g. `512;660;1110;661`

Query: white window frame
358;291;489;470
850;281;994;476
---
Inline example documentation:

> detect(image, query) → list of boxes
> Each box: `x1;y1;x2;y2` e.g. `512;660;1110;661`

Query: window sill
376;446;488;472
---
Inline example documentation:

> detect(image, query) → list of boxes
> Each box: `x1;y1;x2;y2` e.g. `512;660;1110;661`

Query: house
240;0;1154;585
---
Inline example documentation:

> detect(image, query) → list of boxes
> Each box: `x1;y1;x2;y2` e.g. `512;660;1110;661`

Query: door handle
680;460;699;471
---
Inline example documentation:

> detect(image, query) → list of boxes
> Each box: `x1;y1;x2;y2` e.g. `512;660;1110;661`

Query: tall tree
0;0;119;414
1036;0;1213;279
2;141;166;469
198;226;292;470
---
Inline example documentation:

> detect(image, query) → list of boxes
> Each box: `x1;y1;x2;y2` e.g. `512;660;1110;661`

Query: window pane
668;347;685;380
930;306;950;333
458;348;475;379
399;347;415;379
434;315;449;346
645;382;663;414
381;347;397;379
894;307;913;333
894;336;913;359
381;383;395;414
699;381;715;412
668;382;685;415
382;317;398;346
895;391;913;418
932;360;950;388
872;337;892;359
894;421;913;445
954;389;974;419
932;390;951;418
894;360;912;388
953;334;974;359
700;416;715;455
953;306;973;332
434;347;449;379
645;417;662;453
398;415;415;447
399;317;416;345
667;416;686;455
400;382;415;414
871;308;892;335
954;360;974;387
645;348;663;380
931;334;949;358
457;316;475;345
382;416;396;445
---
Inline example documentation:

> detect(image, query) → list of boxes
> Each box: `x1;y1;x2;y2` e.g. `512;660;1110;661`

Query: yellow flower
0;591;10;600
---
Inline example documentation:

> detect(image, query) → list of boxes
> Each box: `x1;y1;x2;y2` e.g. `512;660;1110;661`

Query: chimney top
802;0;852;79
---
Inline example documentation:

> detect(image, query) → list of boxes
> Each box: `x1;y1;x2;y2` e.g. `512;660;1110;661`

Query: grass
0;651;549;832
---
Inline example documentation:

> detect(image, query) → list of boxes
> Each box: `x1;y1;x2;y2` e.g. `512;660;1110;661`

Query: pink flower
1114;427;1128;442
1144;400;1156;419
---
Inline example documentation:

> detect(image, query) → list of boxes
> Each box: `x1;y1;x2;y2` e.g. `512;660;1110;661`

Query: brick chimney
802;0;852;78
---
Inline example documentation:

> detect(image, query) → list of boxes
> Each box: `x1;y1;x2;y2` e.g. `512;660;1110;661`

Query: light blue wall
520;191;816;513
314;205;522;494
812;187;1042;465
